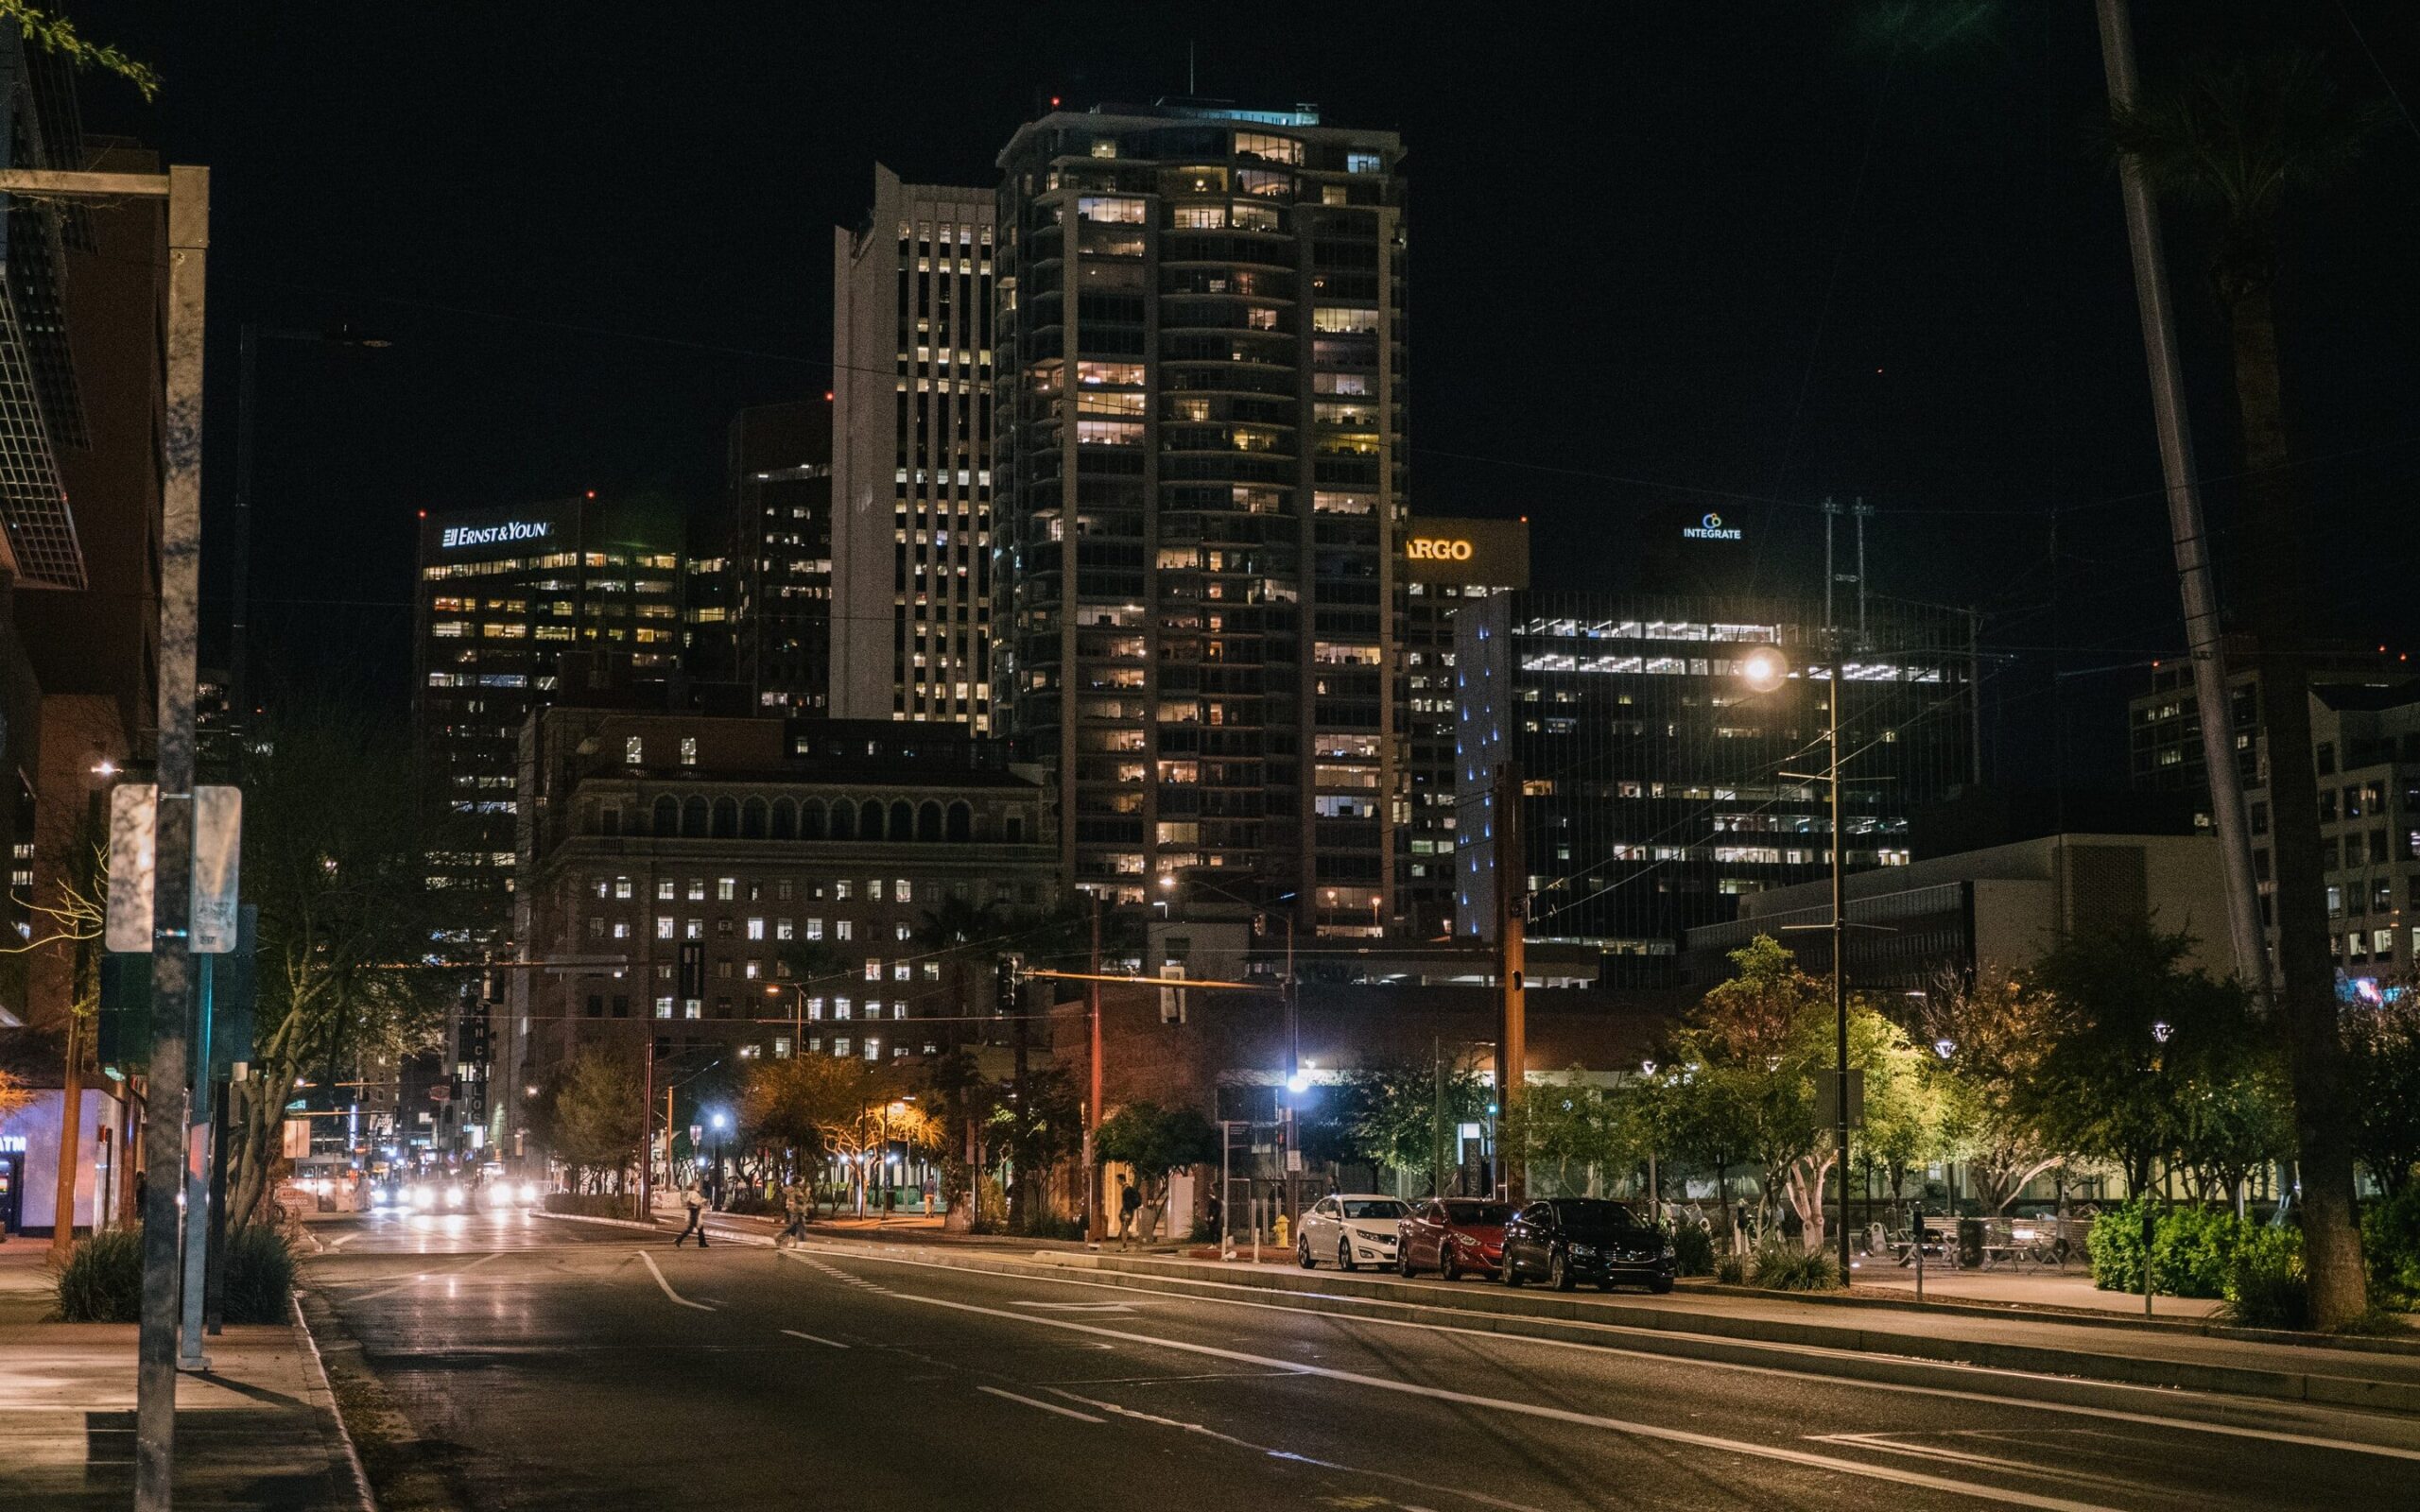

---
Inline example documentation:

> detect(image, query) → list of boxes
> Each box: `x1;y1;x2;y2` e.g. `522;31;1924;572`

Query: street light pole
1826;634;1852;1284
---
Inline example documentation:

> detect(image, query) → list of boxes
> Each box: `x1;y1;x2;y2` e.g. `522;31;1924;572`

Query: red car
1395;1197;1514;1280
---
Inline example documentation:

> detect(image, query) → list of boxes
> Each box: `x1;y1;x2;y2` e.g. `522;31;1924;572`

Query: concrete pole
177;959;215;1371
2095;0;2268;993
140;162;209;1512
1494;763;1527;1204
1829;643;1852;1283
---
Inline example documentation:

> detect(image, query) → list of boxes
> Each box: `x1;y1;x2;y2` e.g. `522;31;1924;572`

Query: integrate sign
440;520;553;550
1400;516;1530;589
1682;511;1743;541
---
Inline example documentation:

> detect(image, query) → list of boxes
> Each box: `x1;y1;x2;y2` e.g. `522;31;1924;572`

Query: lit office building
412;496;685;919
1455;593;1977;971
1399;517;1529;939
994;101;1408;929
831;167;995;730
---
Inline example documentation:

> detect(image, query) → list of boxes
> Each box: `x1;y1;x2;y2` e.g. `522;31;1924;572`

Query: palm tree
2106;49;2382;1326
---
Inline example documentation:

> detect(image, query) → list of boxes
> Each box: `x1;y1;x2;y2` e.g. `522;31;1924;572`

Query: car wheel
1440;1246;1461;1283
1338;1239;1357;1273
1397;1246;1417;1278
1649;1275;1675;1295
1502;1253;1523;1287
1550;1251;1576;1291
1298;1238;1316;1269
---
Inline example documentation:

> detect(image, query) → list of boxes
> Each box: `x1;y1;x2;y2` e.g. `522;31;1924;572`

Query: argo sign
1400;517;1530;588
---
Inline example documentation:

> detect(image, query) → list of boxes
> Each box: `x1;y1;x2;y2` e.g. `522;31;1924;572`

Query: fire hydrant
1272;1212;1290;1249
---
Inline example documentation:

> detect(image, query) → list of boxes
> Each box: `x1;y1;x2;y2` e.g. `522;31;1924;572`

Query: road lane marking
895;1288;2131;1512
1810;1434;2155;1497
977;1385;1104;1423
791;1244;2420;1464
1047;1387;1546;1512
781;1329;849;1349
1011;1300;1142;1313
349;1251;501;1303
639;1250;717;1311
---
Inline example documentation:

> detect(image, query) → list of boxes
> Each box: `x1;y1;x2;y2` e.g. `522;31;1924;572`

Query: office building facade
2256;683;2420;986
1455;593;1977;967
831;166;996;730
412;495;685;918
728;401;833;713
993;102;1409;929
503;711;1057;1154
1399;517;1528;939
2128;636;2412;802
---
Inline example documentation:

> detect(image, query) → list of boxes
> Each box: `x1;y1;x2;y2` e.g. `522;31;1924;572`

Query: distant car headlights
406;1183;433;1209
518;1181;541;1205
1567;1243;1599;1259
442;1185;465;1209
370;1186;391;1207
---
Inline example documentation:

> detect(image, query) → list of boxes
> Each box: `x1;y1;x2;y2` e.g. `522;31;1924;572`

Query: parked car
1296;1194;1410;1271
1499;1197;1676;1293
1396;1197;1513;1280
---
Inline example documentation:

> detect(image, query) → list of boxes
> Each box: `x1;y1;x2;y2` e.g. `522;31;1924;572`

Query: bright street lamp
1738;644;1790;694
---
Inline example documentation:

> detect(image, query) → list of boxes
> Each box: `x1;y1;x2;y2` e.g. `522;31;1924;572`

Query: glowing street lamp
1738;644;1790;694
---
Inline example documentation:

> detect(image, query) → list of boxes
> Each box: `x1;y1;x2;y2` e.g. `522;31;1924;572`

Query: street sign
1813;1069;1866;1130
103;784;243;953
96;906;258;1074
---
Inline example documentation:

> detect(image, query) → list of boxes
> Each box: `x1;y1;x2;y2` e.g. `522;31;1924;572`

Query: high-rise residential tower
830;166;995;730
993;102;1408;929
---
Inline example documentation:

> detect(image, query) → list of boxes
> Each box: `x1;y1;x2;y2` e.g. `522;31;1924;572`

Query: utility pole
0;161;224;1512
638;1035;655;1220
1084;895;1103;1244
1493;762;1527;1203
1826;629;1852;1283
2094;0;2267;993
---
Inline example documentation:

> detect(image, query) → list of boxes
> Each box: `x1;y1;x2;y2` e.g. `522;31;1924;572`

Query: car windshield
1342;1199;1408;1220
1554;1200;1639;1234
1442;1201;1513;1226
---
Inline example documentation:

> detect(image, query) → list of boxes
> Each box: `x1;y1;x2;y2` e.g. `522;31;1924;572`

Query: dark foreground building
1455;593;1978;971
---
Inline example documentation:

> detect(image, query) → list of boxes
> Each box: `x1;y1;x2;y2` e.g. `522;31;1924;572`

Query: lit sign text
1682;512;1742;541
441;521;554;550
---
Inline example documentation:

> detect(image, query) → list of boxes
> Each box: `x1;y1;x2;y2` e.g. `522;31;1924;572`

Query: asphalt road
305;1211;2420;1511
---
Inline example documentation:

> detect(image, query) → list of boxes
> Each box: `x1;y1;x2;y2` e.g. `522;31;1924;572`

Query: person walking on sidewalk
673;1180;710;1247
1116;1176;1142;1250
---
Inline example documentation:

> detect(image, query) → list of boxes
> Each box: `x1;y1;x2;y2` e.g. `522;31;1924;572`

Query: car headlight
407;1184;432;1209
443;1186;464;1209
1568;1243;1599;1259
519;1181;540;1205
370;1187;390;1206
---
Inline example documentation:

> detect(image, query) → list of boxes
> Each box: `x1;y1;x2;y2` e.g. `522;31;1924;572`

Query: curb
1005;1250;2420;1422
297;1288;465;1512
288;1290;377;1512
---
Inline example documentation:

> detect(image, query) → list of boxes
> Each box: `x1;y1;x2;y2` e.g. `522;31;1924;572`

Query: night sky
73;0;2420;789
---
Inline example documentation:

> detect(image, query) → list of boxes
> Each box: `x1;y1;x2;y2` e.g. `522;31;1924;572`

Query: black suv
1500;1198;1676;1293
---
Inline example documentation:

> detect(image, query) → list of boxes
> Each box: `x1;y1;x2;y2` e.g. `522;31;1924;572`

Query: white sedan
1296;1194;1411;1271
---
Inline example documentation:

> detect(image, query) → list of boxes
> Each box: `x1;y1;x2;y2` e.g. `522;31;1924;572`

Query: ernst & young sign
440;520;555;550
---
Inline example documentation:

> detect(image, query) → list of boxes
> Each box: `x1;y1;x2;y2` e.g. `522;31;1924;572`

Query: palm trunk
2224;259;2368;1326
49;1007;87;1264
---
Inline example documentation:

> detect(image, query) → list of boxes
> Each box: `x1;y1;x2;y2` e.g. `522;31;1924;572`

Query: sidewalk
0;1245;366;1510
1844;1261;2224;1319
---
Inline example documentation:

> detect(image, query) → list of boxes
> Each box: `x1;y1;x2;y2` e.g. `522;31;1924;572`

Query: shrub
1669;1223;1716;1278
543;1191;640;1221
2220;1238;2309;1331
1714;1252;1748;1285
723;1193;784;1217
55;1229;145;1322
2361;1187;2420;1308
1011;1211;1085;1242
221;1227;296;1325
1750;1244;1841;1291
2089;1203;2297;1299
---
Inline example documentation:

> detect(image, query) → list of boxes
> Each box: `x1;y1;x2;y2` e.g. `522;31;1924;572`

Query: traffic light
994;954;1022;1017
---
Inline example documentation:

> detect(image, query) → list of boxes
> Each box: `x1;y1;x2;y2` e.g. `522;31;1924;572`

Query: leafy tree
1501;1073;1640;1200
2007;925;2256;1215
1094;1099;1219;1238
2106;46;2385;1328
0;1064;27;1123
544;1047;648;1191
1667;936;1935;1252
227;705;458;1227
1301;1062;1491;1195
1912;970;2065;1212
742;1054;935;1211
993;1064;1083;1230
2345;991;2420;1194
2;2;158;99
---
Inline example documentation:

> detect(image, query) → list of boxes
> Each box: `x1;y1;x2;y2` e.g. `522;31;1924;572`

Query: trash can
1956;1216;1985;1269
